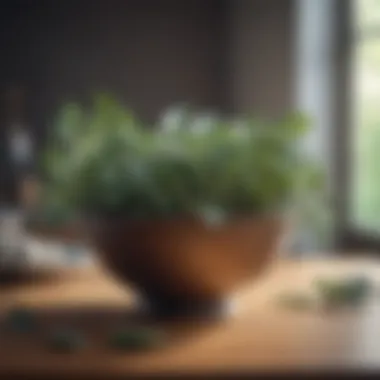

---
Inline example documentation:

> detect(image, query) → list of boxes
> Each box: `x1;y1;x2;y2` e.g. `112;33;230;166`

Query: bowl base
136;296;236;321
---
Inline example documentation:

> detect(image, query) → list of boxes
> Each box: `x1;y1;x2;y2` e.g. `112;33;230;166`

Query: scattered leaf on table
47;328;86;353
108;327;166;352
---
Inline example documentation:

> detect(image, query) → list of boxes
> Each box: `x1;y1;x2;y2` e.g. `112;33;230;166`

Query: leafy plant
37;94;324;223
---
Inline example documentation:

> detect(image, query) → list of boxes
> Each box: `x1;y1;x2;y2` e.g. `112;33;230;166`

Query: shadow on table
0;268;80;290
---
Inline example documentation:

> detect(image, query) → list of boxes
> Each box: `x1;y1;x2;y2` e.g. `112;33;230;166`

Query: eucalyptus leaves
276;275;373;311
40;95;322;221
3;306;166;353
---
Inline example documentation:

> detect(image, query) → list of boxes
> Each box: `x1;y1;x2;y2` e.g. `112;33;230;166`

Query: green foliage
314;276;373;308
276;275;373;312
5;307;39;333
47;328;86;353
108;327;166;351
39;94;323;220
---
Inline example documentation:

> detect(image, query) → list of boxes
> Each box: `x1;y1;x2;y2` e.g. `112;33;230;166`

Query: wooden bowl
90;216;285;317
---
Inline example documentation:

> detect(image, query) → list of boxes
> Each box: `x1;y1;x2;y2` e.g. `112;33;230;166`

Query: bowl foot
135;296;236;321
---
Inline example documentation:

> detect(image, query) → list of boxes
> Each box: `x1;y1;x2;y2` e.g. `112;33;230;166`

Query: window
350;0;380;235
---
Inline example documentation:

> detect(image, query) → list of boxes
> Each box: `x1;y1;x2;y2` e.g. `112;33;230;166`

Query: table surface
1;256;380;377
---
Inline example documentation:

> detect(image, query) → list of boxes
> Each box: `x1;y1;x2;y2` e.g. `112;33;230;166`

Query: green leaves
41;96;321;219
5;307;39;333
276;275;373;312
314;276;373;308
108;327;166;352
47;328;86;353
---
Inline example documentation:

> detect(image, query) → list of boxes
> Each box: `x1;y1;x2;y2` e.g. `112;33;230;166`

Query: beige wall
0;0;294;130
228;0;294;117
38;0;228;123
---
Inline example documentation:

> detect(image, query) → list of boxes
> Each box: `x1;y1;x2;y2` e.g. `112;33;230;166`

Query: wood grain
0;256;380;377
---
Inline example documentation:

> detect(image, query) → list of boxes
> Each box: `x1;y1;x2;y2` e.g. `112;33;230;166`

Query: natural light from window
351;0;380;231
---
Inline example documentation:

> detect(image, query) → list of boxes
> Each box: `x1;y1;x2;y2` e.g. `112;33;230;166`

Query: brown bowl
90;216;285;317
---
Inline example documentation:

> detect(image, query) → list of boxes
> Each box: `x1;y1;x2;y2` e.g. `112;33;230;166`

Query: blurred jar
2;85;38;210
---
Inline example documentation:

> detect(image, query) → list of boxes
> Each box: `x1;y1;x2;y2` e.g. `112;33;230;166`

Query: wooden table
1;257;380;378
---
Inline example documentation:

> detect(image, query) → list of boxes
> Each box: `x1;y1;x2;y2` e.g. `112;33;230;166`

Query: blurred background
0;0;379;257
1;3;380;375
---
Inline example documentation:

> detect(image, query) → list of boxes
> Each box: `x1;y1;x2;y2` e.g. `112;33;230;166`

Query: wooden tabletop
1;256;380;377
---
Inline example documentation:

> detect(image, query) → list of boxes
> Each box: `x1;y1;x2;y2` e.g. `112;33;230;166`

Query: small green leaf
5;307;39;333
108;327;166;352
276;292;315;310
314;275;373;308
47;328;86;353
